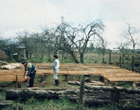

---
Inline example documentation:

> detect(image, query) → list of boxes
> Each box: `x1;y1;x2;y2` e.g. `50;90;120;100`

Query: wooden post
16;75;18;88
104;79;109;86
18;82;22;88
119;56;121;67
97;56;98;64
109;53;111;64
64;75;68;81
132;56;134;71
99;76;104;82
42;54;44;63
132;81;137;88
16;75;22;88
62;52;64;62
91;55;93;64
79;75;85;110
111;87;119;104
40;74;45;82
102;56;104;64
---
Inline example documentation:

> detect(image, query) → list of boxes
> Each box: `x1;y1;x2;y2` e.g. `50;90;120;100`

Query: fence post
79;75;85;110
16;75;18;88
64;75;68;81
119;56;121;67
102;56;104;64
132;56;134;71
109;53;111;64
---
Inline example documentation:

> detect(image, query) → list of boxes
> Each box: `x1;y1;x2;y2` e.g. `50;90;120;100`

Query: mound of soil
0;50;8;59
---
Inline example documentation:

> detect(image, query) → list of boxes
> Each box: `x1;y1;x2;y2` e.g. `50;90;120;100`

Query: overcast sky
0;0;140;49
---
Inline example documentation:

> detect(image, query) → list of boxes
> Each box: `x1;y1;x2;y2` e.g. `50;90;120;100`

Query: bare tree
30;33;45;63
98;35;108;63
16;32;31;59
41;30;55;62
0;37;9;50
17;32;29;50
117;40;129;64
75;20;104;63
55;19;104;63
123;22;139;55
55;21;79;63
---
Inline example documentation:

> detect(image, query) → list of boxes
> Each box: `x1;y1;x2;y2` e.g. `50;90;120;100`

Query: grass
0;81;14;88
0;75;80;89
2;95;140;110
35;75;80;89
0;95;120;110
1;97;90;110
0;92;5;100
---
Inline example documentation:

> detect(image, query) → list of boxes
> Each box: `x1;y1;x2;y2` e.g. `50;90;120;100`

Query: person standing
21;60;36;87
21;49;27;61
51;55;60;86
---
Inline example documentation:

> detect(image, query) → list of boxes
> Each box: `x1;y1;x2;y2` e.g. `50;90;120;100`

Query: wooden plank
0;78;16;81
102;74;140;78
102;73;139;76
106;76;140;79
108;77;140;81
0;75;29;81
101;72;138;76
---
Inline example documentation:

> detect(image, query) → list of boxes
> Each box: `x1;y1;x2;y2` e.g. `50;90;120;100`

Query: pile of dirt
0;50;8;59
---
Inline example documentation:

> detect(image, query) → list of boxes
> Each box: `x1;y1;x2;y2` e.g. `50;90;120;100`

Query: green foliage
4;97;140;110
0;81;13;88
59;57;76;63
134;61;139;67
0;92;5;100
1;98;95;110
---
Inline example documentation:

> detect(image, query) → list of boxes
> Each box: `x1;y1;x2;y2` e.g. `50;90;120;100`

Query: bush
134;61;139;67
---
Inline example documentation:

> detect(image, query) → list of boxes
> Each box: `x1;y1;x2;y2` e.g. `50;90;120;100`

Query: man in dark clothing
21;60;36;87
21;49;27;61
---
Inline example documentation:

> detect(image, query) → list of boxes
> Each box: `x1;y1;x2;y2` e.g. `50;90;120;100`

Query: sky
0;0;140;49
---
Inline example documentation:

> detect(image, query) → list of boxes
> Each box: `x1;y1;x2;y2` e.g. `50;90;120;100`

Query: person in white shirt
51;55;60;86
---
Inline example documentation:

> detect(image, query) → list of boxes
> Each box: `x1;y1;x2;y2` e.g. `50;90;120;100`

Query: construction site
0;60;140;109
1;0;140;109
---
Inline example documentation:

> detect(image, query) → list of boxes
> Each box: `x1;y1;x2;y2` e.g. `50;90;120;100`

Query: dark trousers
29;70;36;87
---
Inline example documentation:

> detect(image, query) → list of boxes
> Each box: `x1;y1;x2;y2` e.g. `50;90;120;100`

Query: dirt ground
0;74;101;90
0;63;136;89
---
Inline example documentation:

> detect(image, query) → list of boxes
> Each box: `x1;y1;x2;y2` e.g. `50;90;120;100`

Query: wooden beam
0;75;29;81
102;74;140;79
108;77;140;81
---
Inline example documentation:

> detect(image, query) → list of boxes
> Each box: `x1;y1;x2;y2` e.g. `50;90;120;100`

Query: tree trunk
80;54;84;63
30;53;32;60
42;54;44;63
132;56;134;71
48;51;51;62
133;44;136;55
62;52;64;62
102;56;104;64
109;53;111;64
37;54;39;63
26;51;28;59
6;86;140;107
122;53;125;64
71;52;79;63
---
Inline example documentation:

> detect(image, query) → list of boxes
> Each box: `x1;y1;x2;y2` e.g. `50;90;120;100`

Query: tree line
0;18;139;63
